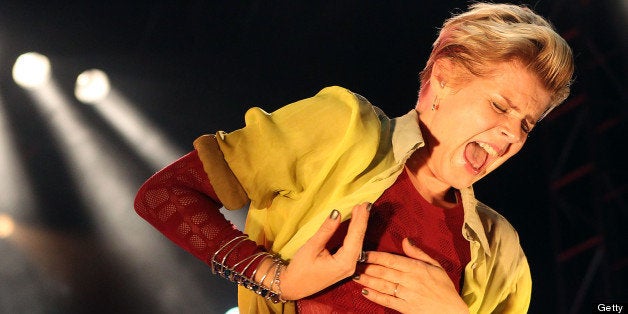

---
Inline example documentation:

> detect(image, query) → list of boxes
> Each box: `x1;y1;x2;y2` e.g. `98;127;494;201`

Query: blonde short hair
420;2;574;110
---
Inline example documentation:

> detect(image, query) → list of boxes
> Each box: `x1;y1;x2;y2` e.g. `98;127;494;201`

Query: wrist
211;236;288;304
252;254;289;303
271;261;288;302
253;257;276;286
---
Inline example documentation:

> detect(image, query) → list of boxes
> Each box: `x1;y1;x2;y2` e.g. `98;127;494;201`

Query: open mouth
464;141;498;174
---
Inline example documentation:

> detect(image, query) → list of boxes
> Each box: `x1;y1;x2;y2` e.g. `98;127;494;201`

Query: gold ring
393;283;399;297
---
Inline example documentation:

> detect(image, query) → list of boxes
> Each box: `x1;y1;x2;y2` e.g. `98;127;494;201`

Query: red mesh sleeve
134;150;266;277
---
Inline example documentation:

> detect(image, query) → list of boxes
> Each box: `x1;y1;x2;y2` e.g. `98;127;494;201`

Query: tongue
465;142;488;171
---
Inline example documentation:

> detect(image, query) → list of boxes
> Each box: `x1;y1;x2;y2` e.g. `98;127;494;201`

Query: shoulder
468;199;532;310
474;201;526;259
268;86;381;122
239;86;385;147
474;201;529;286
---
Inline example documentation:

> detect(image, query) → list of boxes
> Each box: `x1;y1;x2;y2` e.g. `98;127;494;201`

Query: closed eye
492;101;534;134
491;102;508;113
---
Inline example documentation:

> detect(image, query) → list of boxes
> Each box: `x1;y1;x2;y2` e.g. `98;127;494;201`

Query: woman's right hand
261;202;371;300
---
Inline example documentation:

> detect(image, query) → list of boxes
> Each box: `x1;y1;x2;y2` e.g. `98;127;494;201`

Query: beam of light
81;87;185;170
12;52;51;89
26;80;140;241
21;71;230;312
74;69;111;104
0;94;37;218
73;70;247;251
78;81;246;228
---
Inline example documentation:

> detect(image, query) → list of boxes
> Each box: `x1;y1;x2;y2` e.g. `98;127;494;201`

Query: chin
452;166;490;188
448;175;477;190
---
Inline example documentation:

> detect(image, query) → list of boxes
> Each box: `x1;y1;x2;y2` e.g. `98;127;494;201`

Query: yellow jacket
194;86;531;313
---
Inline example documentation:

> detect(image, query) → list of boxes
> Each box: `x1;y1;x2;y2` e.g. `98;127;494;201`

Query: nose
499;117;525;143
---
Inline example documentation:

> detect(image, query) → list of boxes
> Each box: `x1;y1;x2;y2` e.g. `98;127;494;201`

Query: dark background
0;1;625;313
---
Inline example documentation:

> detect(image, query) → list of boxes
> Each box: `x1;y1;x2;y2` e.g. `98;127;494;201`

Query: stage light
225;307;239;314
0;214;15;238
12;52;51;89
75;69;111;104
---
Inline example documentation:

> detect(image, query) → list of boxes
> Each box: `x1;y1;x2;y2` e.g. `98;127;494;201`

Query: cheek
506;141;526;157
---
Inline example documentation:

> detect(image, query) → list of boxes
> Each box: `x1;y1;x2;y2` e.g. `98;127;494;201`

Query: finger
336;202;371;259
402;238;443;268
365;240;443;272
361;263;404;282
360;287;404;312
304;209;343;253
364;250;417;272
353;272;398;297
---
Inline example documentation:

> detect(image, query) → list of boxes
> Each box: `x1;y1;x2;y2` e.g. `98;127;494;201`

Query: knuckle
338;263;356;277
365;265;379;276
319;221;336;233
345;265;357;276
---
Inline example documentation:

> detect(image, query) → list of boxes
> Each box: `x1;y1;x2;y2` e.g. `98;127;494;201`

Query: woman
134;3;573;313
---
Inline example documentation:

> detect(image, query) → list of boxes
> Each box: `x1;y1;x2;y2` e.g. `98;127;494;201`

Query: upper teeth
478;142;498;157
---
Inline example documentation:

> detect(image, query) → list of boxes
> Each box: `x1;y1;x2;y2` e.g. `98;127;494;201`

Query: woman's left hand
353;238;469;314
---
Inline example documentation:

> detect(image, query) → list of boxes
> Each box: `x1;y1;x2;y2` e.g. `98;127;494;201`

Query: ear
416;58;457;112
431;57;455;89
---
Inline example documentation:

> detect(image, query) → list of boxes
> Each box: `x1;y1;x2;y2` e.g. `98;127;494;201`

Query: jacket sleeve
192;87;394;259
493;252;532;313
212;86;382;210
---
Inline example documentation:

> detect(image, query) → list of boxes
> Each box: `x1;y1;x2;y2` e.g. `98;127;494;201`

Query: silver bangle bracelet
210;236;287;303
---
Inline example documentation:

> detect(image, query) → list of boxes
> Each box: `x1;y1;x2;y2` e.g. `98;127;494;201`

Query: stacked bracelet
211;236;288;304
271;258;287;303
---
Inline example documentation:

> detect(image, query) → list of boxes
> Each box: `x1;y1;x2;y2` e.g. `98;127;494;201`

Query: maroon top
298;168;470;314
135;151;470;313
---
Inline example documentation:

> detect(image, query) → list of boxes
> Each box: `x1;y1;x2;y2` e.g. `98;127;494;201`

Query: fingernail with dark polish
329;209;340;220
361;288;369;296
358;250;368;263
353;274;360;280
366;203;373;212
407;238;417;247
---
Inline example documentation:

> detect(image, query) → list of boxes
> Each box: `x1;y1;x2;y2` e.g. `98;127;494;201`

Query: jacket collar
390;109;424;162
459;187;492;256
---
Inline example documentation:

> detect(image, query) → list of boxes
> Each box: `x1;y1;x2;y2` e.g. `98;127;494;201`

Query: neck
405;150;458;208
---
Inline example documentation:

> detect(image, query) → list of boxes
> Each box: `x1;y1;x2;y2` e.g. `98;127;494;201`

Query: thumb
402;238;443;268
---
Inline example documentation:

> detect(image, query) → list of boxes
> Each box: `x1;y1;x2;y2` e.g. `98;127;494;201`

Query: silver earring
431;96;440;111
432;81;444;110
